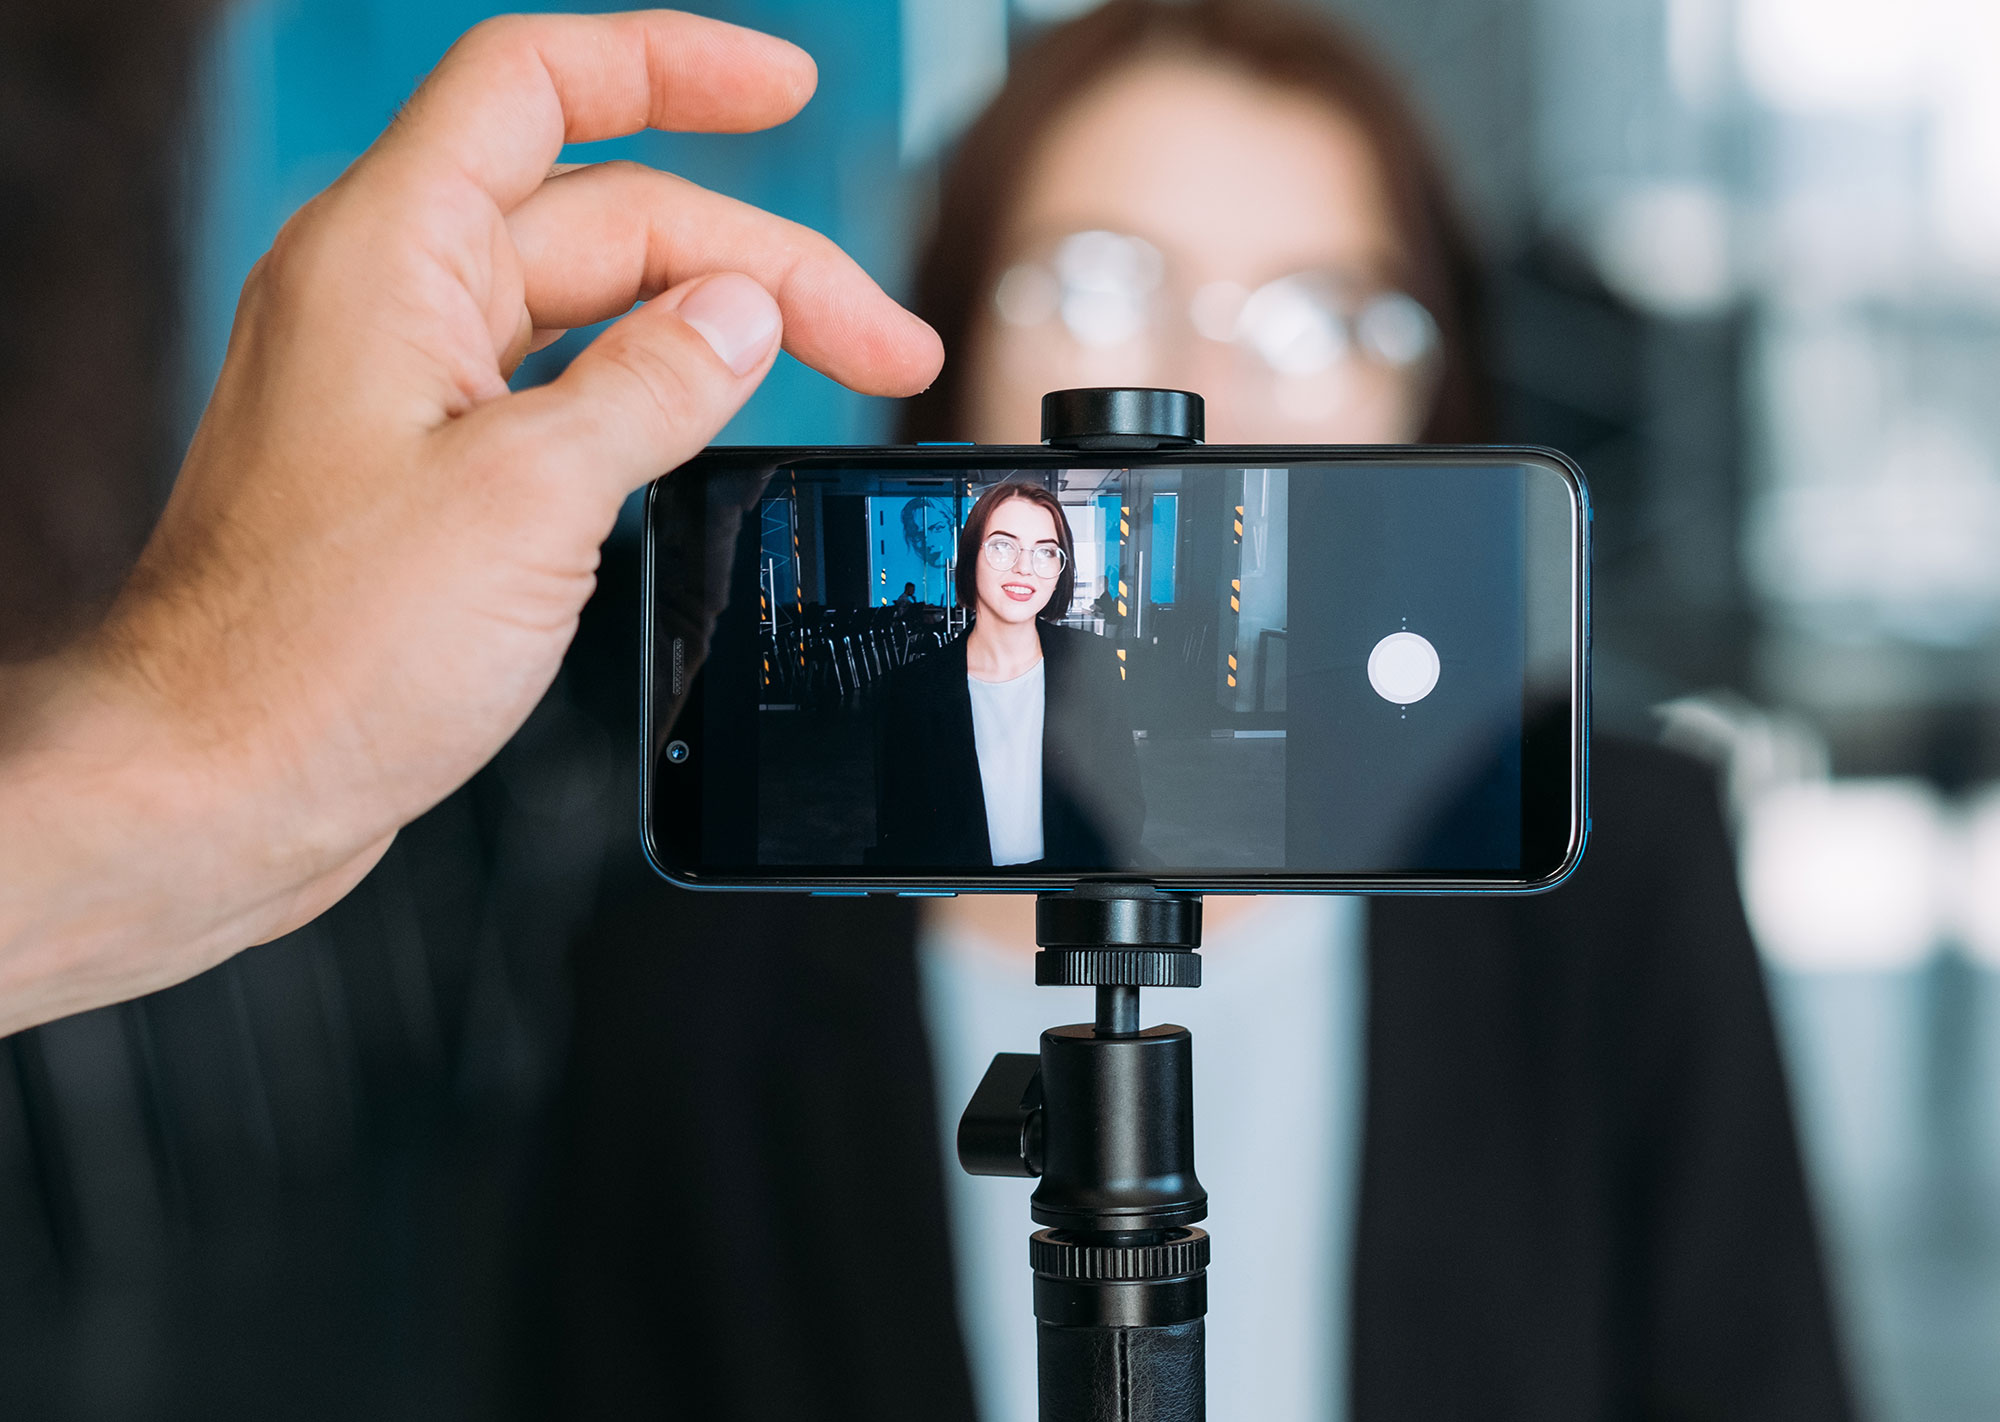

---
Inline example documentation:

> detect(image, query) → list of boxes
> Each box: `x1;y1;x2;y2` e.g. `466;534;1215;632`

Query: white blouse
967;659;1046;866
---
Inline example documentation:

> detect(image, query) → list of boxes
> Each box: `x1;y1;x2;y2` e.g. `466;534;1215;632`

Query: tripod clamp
959;884;1210;1422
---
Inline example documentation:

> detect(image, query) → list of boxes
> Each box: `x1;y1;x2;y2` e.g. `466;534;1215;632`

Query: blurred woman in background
560;2;1840;1422
900;2;1851;1418
563;3;1852;1419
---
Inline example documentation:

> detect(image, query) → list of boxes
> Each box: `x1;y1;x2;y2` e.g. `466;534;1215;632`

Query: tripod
959;884;1208;1422
953;387;1213;1418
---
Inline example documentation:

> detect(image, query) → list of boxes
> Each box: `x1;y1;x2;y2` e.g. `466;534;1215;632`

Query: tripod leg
1038;1318;1204;1422
1030;1226;1207;1422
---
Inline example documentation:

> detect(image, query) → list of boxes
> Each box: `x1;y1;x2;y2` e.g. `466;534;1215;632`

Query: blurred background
6;0;2000;1416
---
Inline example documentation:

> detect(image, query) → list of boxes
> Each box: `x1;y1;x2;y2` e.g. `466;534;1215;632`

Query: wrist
0;640;270;1033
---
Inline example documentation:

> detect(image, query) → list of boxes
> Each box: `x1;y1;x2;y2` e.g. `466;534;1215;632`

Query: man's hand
0;11;942;1034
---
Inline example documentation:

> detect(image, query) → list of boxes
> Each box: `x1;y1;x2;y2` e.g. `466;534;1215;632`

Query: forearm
0;648;364;1037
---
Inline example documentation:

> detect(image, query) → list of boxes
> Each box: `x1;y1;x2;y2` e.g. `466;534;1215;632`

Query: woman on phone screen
872;479;1143;869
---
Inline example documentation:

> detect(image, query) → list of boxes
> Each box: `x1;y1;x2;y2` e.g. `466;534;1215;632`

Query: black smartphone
643;445;1588;894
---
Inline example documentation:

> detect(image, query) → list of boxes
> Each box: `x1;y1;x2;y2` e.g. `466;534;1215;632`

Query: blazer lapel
1036;623;1068;845
936;636;993;864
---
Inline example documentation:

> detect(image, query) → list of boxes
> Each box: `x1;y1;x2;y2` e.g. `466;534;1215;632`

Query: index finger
509;163;943;397
367;10;817;209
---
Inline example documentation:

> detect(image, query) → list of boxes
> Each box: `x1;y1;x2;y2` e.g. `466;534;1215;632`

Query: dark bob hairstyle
898;0;1492;444
956;479;1076;621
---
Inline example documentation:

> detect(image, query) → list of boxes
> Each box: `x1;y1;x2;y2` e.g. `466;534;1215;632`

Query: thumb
483;271;783;503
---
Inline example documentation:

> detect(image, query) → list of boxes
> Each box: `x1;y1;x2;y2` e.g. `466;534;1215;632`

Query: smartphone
642;445;1588;894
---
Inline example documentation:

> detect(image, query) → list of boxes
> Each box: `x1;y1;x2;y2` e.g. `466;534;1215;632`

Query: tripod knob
1040;388;1204;450
1035;885;1203;988
1030;1227;1210;1285
959;1052;1046;1178
1035;947;1201;989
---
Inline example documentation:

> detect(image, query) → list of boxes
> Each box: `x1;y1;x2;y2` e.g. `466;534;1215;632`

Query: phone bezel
642;443;1590;896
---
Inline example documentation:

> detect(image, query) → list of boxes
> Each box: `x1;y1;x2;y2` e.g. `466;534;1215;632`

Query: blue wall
189;0;910;456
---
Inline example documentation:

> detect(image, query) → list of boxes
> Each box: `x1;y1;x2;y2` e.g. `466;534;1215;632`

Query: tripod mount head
1040;386;1204;451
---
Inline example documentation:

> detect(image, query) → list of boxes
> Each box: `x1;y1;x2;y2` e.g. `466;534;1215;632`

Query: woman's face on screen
966;56;1435;445
974;497;1063;626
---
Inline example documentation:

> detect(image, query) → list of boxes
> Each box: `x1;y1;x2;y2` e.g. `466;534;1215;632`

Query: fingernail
679;274;781;376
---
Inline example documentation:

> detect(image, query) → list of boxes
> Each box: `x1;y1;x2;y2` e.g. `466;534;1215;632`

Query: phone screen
644;448;1586;891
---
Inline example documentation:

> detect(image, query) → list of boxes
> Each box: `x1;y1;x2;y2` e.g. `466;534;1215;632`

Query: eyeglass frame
982;533;1068;579
988;227;1440;379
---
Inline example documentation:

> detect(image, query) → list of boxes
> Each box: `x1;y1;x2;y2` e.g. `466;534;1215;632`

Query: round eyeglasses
983;535;1067;579
992;229;1439;380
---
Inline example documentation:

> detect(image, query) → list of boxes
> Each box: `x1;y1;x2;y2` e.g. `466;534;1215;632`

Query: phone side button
915;441;975;447
898;891;958;898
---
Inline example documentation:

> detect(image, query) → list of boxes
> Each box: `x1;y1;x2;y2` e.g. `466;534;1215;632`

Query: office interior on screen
715;463;1530;874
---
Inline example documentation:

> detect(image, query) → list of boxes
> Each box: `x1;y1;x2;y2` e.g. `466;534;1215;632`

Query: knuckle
606;326;715;440
461;12;537;57
257;206;344;306
449;14;548;89
777;222;852;291
255;215;313;300
238;252;269;303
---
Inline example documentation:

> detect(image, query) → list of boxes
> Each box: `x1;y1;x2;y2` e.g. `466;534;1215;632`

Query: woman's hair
957;479;1077;620
898;0;1491;444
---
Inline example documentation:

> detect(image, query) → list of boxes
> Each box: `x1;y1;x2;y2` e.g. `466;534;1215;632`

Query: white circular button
1368;632;1440;705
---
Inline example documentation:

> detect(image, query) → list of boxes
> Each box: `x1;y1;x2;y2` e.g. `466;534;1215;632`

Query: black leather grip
1037;1319;1204;1422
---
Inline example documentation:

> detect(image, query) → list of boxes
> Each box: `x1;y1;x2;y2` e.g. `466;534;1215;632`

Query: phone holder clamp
1041;387;1204;451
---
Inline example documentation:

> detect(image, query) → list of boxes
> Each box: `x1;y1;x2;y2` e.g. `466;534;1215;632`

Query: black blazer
549;736;1853;1421
871;622;1145;869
